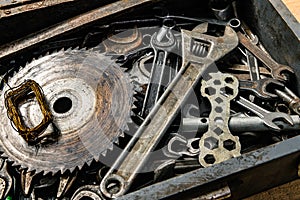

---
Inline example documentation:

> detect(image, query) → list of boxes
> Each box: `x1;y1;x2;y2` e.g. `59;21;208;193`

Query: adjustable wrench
100;23;238;198
237;32;294;82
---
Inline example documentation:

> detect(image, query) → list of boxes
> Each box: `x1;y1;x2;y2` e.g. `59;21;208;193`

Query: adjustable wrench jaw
182;23;239;66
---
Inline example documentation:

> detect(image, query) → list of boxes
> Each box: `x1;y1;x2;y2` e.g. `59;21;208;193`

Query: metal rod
182;115;300;133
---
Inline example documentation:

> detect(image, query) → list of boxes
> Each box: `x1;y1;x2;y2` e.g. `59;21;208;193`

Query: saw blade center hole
53;97;73;114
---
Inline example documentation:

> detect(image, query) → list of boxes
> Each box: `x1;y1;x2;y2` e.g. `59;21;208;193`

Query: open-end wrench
141;20;177;117
100;23;238;198
237;32;294;82
164;134;200;157
239;78;284;99
238;48;284;99
235;96;294;130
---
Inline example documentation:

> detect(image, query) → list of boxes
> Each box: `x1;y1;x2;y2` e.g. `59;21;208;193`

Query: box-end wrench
237;32;294;82
235;96;294;131
100;23;238;198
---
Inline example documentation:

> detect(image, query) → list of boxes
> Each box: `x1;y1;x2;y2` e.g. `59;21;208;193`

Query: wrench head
263;112;294;131
258;78;285;99
273;64;295;82
182;24;239;66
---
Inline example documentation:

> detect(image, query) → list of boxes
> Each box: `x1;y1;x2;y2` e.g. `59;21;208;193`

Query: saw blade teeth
0;152;7;159
114;138;120;145
19;165;28;171
119;132;125;138
107;143;114;151
130;110;137;117
101;150;108;157
11;161;21;168
132;96;139;102
131;104;137;110
39;170;46;177
86;159;94;167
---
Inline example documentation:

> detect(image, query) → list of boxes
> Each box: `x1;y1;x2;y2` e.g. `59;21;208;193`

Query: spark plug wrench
100;24;239;198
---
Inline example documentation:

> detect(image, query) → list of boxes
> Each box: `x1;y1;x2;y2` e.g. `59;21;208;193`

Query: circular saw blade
0;48;133;174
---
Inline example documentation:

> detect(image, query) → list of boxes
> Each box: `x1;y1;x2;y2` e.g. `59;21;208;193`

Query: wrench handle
235;96;269;118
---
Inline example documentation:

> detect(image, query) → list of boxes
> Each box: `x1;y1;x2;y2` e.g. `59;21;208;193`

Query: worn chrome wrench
100;23;238;198
235;96;294;130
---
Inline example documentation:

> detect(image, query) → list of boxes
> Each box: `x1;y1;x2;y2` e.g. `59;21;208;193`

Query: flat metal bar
0;0;34;8
0;0;76;18
0;0;156;60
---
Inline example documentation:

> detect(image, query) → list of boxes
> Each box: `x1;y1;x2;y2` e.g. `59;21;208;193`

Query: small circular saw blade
0;48;133;174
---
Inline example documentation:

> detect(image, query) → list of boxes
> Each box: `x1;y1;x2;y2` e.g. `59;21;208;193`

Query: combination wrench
100;23;239;198
237;32;294;82
141;20;177;117
238;46;284;99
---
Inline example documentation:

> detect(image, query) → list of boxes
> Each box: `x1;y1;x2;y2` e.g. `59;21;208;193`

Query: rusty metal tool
239;78;284;99
0;0;76;19
275;87;300;115
164;134;200;158
237;32;294;82
100;23;238;198
238;48;284;99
